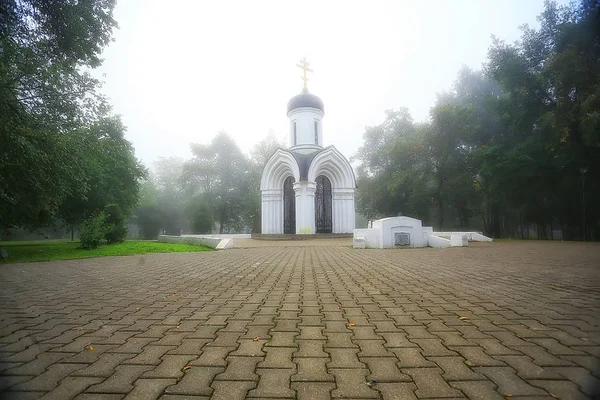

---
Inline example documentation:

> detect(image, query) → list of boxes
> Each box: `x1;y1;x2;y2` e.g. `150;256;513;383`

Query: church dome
287;88;324;113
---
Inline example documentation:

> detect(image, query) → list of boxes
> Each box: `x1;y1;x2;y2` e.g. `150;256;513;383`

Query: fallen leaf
135;307;140;311
253;337;260;341
86;345;94;351
338;306;342;309
550;394;558;399
183;365;192;371
172;292;177;296
348;323;356;327
85;330;94;334
505;394;512;398
176;325;180;329
75;327;83;332
458;316;469;320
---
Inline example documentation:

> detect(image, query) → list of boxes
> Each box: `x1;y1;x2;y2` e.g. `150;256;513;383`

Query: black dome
287;88;324;113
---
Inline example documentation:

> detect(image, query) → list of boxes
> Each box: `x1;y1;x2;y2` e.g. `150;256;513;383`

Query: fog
96;0;566;165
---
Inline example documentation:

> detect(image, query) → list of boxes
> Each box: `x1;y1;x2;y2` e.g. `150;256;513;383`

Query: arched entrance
283;176;296;234
315;175;332;233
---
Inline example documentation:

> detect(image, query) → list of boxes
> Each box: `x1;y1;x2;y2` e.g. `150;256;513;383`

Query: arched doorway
315;175;332;233
283;176;296;234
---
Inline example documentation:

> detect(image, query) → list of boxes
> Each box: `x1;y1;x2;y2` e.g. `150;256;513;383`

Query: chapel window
314;120;319;144
293;122;297;145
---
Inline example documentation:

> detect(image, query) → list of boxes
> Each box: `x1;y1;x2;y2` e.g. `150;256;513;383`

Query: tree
182;132;252;233
0;0;124;231
57;116;146;237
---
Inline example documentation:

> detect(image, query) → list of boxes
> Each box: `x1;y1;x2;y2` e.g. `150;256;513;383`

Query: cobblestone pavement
1;241;599;399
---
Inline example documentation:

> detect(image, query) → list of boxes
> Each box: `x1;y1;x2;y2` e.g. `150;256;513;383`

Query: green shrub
104;204;127;244
80;212;109;249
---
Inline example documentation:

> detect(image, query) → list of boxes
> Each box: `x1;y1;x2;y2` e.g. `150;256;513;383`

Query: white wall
288;107;324;148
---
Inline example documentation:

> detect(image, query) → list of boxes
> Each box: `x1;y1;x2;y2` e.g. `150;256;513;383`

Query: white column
294;181;316;234
332;188;356;233
261;189;283;234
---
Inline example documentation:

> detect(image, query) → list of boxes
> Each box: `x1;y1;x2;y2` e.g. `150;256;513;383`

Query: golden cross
296;57;313;89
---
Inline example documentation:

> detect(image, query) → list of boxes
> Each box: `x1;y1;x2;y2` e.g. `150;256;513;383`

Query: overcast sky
96;0;567;166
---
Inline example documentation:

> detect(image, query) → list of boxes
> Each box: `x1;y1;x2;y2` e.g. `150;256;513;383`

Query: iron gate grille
283;177;295;234
315;175;332;233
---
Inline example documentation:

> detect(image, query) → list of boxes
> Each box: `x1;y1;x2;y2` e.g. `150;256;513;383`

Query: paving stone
529;338;587;356
87;365;153;393
124;378;176;400
412;338;458;356
211;380;256;400
496;355;563;380
433;331;474;347
142;355;196;378
529;379;590;400
429;356;486;381
372;382;418;400
324;332;356;348
330;368;379;398
546;366;600;396
517;345;575;366
2;391;46;399
248;368;295;398
561;355;600;372
259;346;296;368
451;381;504;400
403;368;464;398
72;353;135;377
229;339;266;357
391;347;436;368
39;377;103;400
356;339;393;357
10;363;84;392
292;382;335;400
327;347;365;369
1;344;60;363
361;357;411;382
292;358;333;381
474;366;548;396
450;346;507;367
75;394;125;400
3;352;71;376
108;338;157;354
2;241;599;399
215;357;261;381
164;366;223;396
0;375;33;391
294;340;328;358
123;345;174;365
265;332;297;348
190;346;235;367
167;338;211;355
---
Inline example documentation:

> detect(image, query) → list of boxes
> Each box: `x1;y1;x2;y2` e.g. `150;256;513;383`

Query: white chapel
260;59;356;235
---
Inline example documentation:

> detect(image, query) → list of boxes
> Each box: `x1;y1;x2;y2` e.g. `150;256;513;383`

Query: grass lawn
0;240;211;264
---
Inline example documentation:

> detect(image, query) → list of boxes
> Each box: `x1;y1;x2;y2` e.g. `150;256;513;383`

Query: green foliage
103;204;127;244
188;195;214;234
79;212;109;249
134;205;164;240
182;132;253;233
0;0;145;234
355;1;600;240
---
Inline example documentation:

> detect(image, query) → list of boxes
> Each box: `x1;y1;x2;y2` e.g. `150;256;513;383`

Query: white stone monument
260;59;356;235
353;216;492;249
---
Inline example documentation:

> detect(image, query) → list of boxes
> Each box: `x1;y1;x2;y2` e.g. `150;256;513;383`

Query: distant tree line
354;0;600;240
134;133;281;238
